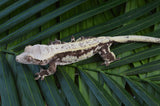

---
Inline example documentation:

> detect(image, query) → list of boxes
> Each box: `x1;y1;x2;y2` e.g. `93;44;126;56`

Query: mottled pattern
16;35;160;80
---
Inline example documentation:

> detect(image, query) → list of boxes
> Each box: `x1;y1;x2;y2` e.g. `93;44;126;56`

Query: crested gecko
16;35;160;80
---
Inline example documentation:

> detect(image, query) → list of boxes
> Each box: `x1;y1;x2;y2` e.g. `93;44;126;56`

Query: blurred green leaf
10;0;128;51
0;0;30;20
6;55;45;106
101;73;139;106
57;68;87;106
28;65;65;106
122;60;160;75
78;68;119;105
0;0;86;45
0;0;58;33
0;54;19;106
125;78;160;105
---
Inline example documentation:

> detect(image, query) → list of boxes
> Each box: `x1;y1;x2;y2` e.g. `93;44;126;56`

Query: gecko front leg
99;42;119;66
35;61;57;80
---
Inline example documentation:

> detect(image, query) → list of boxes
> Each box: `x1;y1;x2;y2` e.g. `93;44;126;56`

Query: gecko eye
26;56;33;62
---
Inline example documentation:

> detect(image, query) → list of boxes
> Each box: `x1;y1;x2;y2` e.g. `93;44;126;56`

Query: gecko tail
109;35;160;43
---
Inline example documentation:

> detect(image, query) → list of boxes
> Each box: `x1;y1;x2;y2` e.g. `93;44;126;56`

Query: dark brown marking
26;56;33;62
48;61;57;74
51;45;100;63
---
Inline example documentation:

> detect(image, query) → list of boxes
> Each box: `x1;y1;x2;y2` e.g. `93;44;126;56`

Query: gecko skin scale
16;35;160;80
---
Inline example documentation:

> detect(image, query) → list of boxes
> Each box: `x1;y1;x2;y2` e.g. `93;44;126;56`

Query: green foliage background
0;0;160;105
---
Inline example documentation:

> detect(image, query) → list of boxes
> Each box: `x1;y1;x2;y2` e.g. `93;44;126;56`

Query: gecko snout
16;56;19;62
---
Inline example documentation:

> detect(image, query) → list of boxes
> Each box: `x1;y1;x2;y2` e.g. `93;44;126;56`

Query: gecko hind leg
99;43;120;66
35;63;57;80
49;39;61;45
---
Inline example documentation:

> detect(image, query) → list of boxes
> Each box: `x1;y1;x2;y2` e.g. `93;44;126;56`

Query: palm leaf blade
79;69;119;105
0;0;58;33
65;0;160;40
0;54;20;106
56;68;87;106
27;65;66;106
0;0;86;44
125;78;160;105
6;55;45;106
122;60;160;75
10;0;128;51
105;12;160;36
0;0;9;6
101;73;139;106
0;0;30;20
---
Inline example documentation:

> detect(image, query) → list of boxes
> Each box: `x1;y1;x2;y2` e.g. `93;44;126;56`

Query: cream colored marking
62;56;78;62
102;49;107;54
61;50;94;63
78;50;94;61
110;52;116;60
95;46;100;51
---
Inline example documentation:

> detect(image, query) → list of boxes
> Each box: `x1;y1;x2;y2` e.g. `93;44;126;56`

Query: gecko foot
115;57;120;61
101;61;110;66
35;69;49;80
101;58;120;66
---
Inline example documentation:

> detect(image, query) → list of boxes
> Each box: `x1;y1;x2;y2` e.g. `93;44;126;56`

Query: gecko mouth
38;59;48;65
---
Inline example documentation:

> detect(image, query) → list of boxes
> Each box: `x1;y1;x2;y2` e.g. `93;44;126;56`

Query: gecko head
16;52;35;64
16;45;49;65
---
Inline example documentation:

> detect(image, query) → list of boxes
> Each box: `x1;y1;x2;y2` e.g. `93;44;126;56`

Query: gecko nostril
16;57;19;62
16;58;18;62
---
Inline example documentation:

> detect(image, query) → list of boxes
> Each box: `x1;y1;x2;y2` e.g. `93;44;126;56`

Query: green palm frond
0;0;160;105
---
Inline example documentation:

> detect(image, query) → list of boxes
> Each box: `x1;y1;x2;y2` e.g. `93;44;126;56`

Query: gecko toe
35;72;39;75
35;70;49;80
35;74;41;80
101;61;110;66
41;76;45;80
101;62;105;65
115;57;120;61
